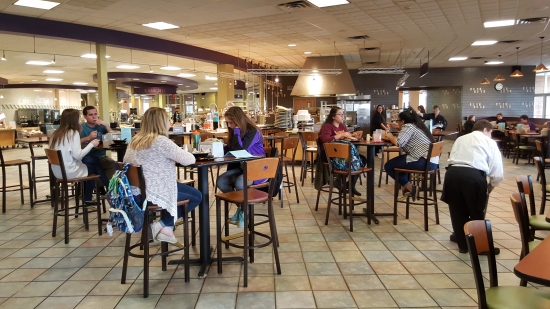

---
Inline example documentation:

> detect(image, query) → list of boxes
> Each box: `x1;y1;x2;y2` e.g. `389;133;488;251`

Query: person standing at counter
80;106;115;180
420;105;447;130
172;107;183;124
371;105;389;133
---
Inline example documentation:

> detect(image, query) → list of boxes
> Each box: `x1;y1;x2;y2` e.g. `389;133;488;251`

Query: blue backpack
106;163;146;233
330;140;362;171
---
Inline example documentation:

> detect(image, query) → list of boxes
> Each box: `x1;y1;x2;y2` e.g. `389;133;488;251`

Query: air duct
290;56;356;96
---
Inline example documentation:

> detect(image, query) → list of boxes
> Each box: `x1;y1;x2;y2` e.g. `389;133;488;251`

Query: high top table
514;236;550;286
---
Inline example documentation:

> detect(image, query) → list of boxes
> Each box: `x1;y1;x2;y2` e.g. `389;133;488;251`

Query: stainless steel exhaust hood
290;55;356;97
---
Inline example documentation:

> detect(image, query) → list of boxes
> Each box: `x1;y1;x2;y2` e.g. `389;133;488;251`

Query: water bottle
106;222;113;236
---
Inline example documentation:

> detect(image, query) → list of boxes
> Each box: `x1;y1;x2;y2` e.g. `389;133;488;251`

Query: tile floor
0;140;547;309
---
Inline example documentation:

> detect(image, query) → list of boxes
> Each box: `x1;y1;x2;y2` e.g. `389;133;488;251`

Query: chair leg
31;159;37;200
310;152;315;184
432;174;439;225
423;176;429;231
216;198;223;274
248;204;255;263
64;183;70;244
191;209;196;247
52;182;60;237
284;163;291;194
18;165;24;204
291;163;299;203
348;177;353;232
393;172;399;225
315;185;322;212
378;152;384;188
1;167;5;213
324;177;334;225
267;198;281;274
143;211;150;298
183;204;190;282
300;150;306;186
121;233;131;284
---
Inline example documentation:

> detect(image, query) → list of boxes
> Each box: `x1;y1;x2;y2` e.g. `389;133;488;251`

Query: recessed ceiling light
14;0;60;10
19;82;24;83
288;44;297;47
210;87;218;90
161;81;167;83
73;82;88;85
307;0;349;7
485;61;504;65
26;60;51;66
142;22;180;30
133;78;139;80
43;70;64;74
46;78;63;81
472;40;498;46
108;78;115;81
31;79;37;81
116;64;140;69
205;75;218;80
304;51;312;54
178;84;183;85
185;86;190;87
178;73;196;77
449;57;468;61
80;54;110;59
484;20;515;28
160;66;181;71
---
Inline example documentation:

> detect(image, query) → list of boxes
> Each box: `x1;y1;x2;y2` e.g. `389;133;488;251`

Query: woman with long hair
384;108;438;199
216;106;264;227
49;109;107;203
371;105;388;133
124;107;201;244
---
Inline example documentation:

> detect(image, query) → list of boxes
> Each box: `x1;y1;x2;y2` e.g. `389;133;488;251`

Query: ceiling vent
359;47;381;65
517;17;549;25
277;1;312;11
348;35;370;40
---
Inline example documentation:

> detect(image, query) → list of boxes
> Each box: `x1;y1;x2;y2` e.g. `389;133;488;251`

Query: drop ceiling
0;0;549;90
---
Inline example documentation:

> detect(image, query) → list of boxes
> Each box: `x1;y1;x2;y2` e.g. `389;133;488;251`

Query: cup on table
365;134;371;142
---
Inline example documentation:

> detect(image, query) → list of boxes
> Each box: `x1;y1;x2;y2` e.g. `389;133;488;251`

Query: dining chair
280;136;300;203
509;192;541;263
28;137;49;201
378;145;401;187
511;132;535;165
464;219;550;309
534;140;550;181
516;172;550;240
0;146;33;213
297;131;318;186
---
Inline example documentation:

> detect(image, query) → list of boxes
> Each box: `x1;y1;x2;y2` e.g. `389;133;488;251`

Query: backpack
330;140;362;171
106;163;146;233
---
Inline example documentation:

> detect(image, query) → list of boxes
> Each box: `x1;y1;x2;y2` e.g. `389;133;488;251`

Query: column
216;64;234;112
95;43;110;122
258;76;265;124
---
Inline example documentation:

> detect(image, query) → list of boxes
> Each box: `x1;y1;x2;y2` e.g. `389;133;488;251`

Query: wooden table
432;130;458;141
514;236;550;286
0;129;16;148
168;156;261;278
96;143;128;162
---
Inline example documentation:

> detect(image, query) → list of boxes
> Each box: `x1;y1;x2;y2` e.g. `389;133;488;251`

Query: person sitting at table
496;113;507;127
80;106;115;183
519;114;537;131
124;107;201;244
216;106;265;228
492;113;507;139
420;105;447;130
418;105;426;114
383;108;438;200
49;109;108;204
464;115;475;134
319;107;366;196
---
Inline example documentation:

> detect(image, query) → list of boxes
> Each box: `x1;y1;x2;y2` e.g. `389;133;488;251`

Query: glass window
535;73;546;94
402;91;409;109
535;96;544;118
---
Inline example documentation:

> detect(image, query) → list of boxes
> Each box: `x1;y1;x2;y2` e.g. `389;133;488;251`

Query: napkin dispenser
199;140;224;158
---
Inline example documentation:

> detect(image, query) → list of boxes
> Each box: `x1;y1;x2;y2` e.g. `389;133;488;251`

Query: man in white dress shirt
442;120;504;253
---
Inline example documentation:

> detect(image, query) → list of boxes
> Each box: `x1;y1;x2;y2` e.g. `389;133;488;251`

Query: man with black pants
442;120;503;254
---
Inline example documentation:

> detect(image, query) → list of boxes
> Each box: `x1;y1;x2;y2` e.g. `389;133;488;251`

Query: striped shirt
397;123;439;165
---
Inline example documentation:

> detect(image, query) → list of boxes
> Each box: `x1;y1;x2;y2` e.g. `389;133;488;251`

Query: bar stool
323;142;371;232
29;141;49;201
44;149;101;244
298;131;318;186
511;132;535;165
392;141;444;231
215;157;281;287
378;145;401;187
280;136;300;203
0;147;33;213
534;140;550;181
119;163;191;298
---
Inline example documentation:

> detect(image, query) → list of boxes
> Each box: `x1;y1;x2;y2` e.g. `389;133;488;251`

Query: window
535;72;550;117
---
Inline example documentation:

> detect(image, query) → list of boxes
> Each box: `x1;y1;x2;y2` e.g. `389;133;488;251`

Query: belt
448;164;487;178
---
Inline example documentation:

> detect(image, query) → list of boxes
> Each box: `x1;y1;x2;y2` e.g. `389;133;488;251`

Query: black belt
447;164;487;178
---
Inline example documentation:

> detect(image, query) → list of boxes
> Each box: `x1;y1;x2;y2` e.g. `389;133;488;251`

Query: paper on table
224;150;259;158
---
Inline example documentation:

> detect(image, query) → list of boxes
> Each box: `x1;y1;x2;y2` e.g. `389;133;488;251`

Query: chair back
275;132;289;137
535;140;545;159
298;131;319;150
44;148;68;181
200;132;211;142
324;142;350;160
464;220;498;308
516;175;537;215
429;141;444;159
0;147;5;166
116;163;146;200
243;157;280;201
510;192;534;258
535;157;547;187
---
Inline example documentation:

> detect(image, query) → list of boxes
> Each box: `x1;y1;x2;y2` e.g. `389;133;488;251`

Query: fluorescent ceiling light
178;84;183;85
304;51;312;54
46;78;63;81
449;57;467;61
205;75;218;80
43;70;64;74
26;60;51;66
132;78;139;80
142;22;180;30
80;53;110;59
288;44;296;47
73;82;88;85
472;40;498;46
31;79;37;81
307;0;349;8
178;73;196;77
160;66;181;70
14;0;60;10
116;64;140;69
161;81;167;83
108;78;115;81
210;87;218;90
484;20;515;28
485;61;503;65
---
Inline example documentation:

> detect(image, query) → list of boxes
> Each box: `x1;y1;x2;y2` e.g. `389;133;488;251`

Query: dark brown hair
224;106;259;145
324;107;342;124
50;109;82;148
473;120;493;132
398;108;435;143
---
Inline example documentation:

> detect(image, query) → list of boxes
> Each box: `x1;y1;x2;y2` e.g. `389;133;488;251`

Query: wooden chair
280;137;300;203
510;192;541;264
44;149;101;244
464;219;550;309
393;141;444;231
324;142;372;232
0;147;33;213
298;131;318;186
28;137;49;201
378;145;401;187
511;132;535;165
516;173;550;239
119;163;191;298
534;140;550;181
214;157;281;287
534;157;550;218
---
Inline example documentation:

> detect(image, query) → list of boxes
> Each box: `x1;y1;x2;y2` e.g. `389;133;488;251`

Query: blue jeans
82;156;109;201
216;168;252;193
160;182;202;228
384;154;437;186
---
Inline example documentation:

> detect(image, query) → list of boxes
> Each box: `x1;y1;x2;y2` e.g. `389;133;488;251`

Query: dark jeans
216;168;251;193
160;182;202;228
82;156;109;201
384;154;437;186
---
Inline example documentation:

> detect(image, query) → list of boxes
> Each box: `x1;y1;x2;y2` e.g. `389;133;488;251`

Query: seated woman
319;107;366;196
216;106;265;228
464;115;475;134
383;109;438;200
49;109;108;204
124;107;202;244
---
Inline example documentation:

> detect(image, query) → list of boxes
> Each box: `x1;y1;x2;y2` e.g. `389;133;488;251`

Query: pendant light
510;47;523;77
494;55;505;81
481;61;490;84
534;37;548;73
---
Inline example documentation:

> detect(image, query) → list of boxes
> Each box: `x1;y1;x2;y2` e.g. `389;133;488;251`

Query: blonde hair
128;107;169;151
50;109;81;149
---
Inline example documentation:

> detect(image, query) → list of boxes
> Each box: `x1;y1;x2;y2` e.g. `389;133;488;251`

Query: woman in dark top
371;105;388;133
418;105;426;114
463;115;475;134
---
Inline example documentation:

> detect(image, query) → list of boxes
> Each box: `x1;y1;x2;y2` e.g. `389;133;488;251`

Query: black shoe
99;186;107;195
352;188;362;196
458;248;468;254
450;233;457;242
410;185;417;202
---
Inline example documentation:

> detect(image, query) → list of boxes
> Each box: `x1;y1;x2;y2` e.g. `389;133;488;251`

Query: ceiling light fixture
304;51;312;54
472;40;498;46
142;22;180;30
14;0;60;10
307;0;349;8
205;75;218;80
116;64;140;69
178;72;196;78
449;57;467;61
483;19;515;28
494;55;505;81
209;87;218;90
485;61;503;65
510;47;523;77
73;82;88;85
534;37;549;73
1;50;5;61
26;60;51;66
80;53;110;59
480;61;490;84
288;44;296;47
46;78;62;81
43;69;63;73
160;66;180;70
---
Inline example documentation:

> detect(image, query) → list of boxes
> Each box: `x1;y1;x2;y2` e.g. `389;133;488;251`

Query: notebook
224;150;260;158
